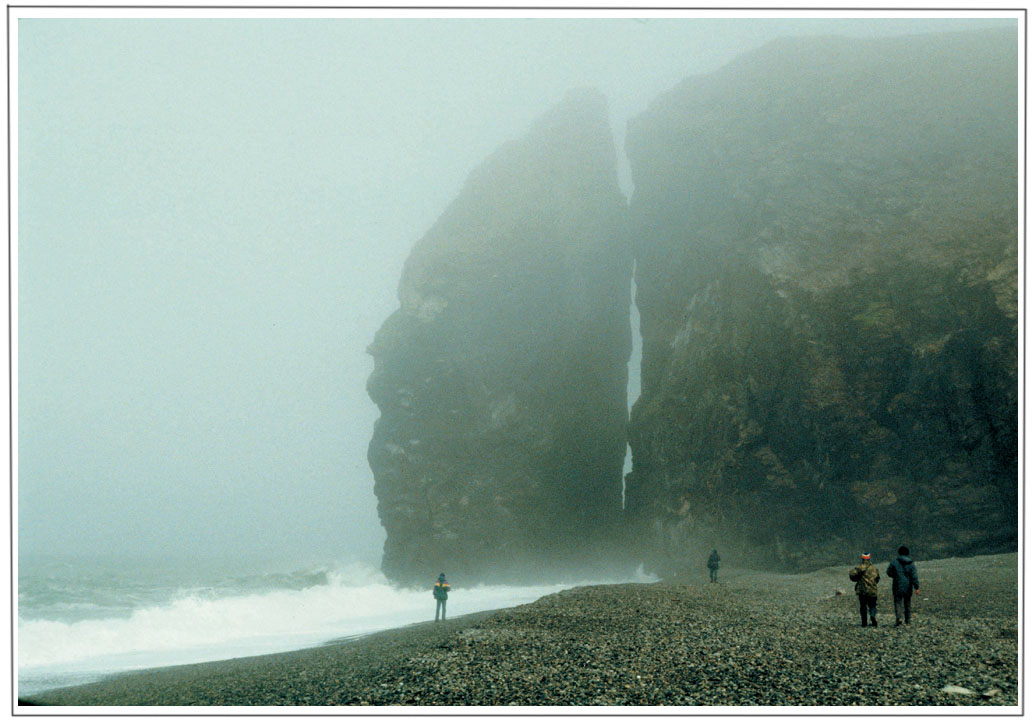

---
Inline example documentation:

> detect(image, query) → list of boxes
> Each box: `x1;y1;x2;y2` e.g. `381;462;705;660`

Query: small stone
942;685;976;696
982;688;1001;698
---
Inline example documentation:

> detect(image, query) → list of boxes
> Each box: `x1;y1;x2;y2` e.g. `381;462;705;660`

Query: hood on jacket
896;555;914;565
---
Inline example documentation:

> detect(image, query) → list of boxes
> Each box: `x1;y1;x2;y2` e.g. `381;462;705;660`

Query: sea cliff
369;28;1017;581
368;89;632;583
624;29;1017;572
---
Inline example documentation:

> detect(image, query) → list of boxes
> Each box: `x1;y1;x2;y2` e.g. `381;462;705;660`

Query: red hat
861;553;871;560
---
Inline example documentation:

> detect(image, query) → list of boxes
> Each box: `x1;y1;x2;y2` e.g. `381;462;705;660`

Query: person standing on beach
887;545;920;626
433;573;450;622
849;553;880;627
707;549;720;583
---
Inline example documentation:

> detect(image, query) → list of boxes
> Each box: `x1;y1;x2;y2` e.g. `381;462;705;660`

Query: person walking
887;545;920;626
707;549;721;583
849;553;880;627
433;572;450;622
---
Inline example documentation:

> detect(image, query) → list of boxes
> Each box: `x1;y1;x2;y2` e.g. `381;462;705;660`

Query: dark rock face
624;29;1018;572
368;90;631;584
368;29;1018;582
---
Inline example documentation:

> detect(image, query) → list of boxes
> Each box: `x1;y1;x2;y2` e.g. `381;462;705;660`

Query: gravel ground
22;553;1017;708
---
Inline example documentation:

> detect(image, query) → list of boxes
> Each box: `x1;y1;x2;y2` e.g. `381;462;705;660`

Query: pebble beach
21;553;1017;708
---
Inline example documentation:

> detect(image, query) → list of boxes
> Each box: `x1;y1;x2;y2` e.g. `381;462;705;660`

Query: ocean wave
19;561;647;672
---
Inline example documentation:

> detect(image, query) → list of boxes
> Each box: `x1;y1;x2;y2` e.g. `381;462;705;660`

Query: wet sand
22;553;1017;707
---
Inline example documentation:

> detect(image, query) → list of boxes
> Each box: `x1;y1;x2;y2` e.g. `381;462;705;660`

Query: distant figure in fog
887;545;920;626
849;553;880;627
433;572;450;622
707;549;721;583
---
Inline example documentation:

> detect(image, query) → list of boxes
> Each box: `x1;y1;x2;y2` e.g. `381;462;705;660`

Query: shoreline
18;607;505;706
20;553;1018;708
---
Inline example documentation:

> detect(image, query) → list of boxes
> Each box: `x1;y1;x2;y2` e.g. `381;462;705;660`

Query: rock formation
624;28;1018;572
368;28;1018;582
367;89;632;583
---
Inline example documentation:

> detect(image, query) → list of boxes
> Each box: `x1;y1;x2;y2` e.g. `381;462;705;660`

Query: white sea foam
18;561;657;696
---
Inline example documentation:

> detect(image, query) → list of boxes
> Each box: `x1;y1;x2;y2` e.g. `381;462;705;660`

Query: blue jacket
886;556;919;596
433;580;450;600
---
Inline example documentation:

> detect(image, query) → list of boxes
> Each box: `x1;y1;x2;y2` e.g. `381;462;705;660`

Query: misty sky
16;13;1017;570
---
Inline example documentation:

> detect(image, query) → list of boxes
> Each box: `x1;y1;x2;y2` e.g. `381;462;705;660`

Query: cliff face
369;29;1018;582
367;90;632;583
624;29;1018;572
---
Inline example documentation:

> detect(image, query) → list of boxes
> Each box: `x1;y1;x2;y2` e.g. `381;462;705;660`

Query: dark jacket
707;551;720;569
886;556;919;596
433;580;450;600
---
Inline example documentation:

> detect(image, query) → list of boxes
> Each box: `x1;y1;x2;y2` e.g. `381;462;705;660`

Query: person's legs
858;596;868;627
441;599;446;621
867;596;878;626
904;593;912;624
435;599;443;622
894;594;905;625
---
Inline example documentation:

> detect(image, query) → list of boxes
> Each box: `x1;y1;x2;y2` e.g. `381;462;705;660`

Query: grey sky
17;15;1017;569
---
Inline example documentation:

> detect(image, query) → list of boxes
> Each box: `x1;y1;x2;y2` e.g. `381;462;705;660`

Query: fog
16;14;1015;571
